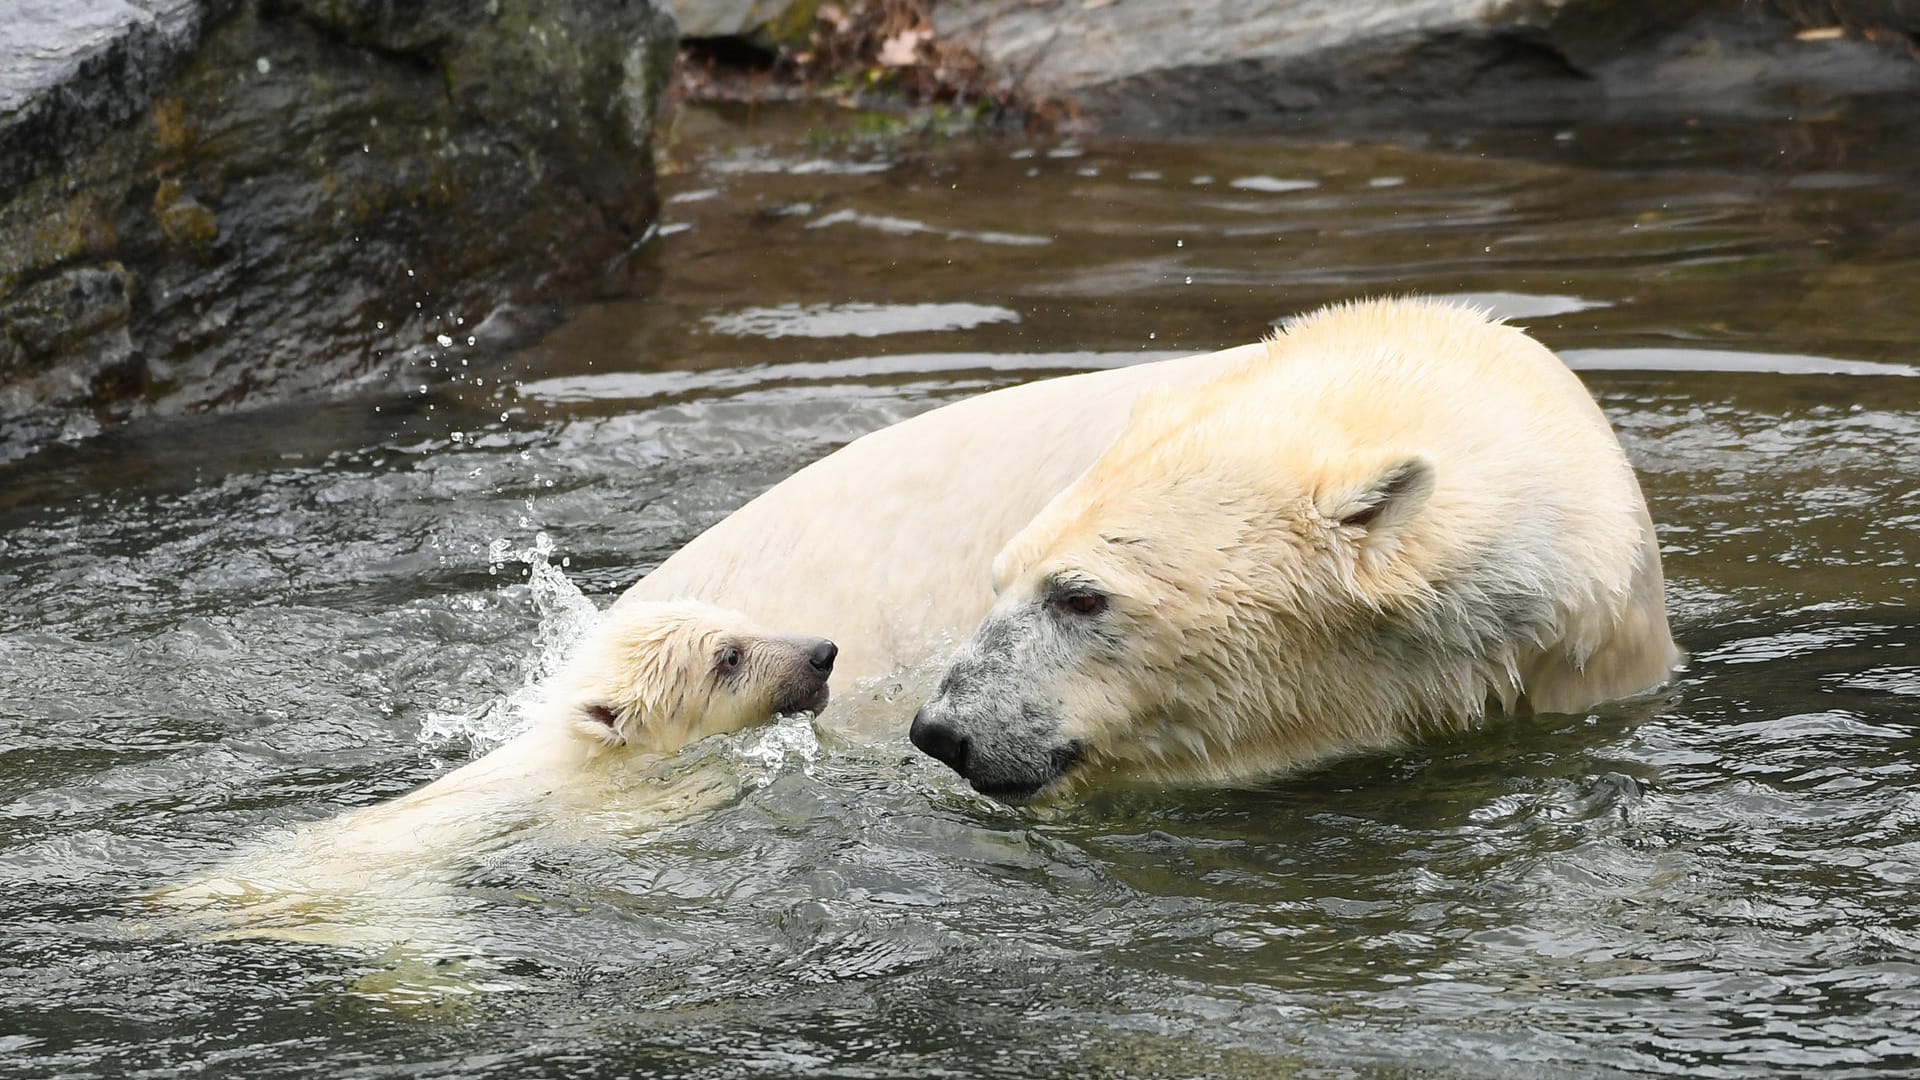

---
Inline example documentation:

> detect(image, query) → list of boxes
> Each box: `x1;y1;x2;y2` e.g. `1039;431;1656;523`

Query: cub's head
910;379;1440;803
548;599;836;755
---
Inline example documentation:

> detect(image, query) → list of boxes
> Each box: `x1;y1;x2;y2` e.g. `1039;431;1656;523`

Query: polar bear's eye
1054;591;1108;618
715;644;744;676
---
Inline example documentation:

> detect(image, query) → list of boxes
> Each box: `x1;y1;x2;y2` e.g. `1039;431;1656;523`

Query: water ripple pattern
1;104;1918;1078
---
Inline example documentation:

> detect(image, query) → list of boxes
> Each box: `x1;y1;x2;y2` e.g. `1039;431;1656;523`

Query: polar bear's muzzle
911;617;1086;803
911;706;1085;804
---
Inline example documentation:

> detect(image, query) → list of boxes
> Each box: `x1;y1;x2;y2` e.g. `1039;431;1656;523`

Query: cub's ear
1321;454;1435;540
570;702;627;747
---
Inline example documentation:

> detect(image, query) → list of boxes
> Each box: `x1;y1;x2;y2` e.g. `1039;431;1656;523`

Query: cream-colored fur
622;343;1267;719
914;297;1678;796
156;600;832;944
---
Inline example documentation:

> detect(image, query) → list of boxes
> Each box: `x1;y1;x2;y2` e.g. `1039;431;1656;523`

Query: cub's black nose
910;707;971;776
809;639;838;675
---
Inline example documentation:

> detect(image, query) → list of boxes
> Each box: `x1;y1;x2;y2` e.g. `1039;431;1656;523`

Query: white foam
419;532;601;753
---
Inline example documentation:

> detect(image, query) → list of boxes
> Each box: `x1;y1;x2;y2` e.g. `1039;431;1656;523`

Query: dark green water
1;103;1916;1077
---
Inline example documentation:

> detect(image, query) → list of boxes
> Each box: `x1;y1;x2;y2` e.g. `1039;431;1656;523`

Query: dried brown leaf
877;27;931;68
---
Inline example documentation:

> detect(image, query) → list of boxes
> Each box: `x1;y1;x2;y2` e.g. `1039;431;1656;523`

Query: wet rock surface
925;0;1920;130
666;0;816;45
0;0;677;461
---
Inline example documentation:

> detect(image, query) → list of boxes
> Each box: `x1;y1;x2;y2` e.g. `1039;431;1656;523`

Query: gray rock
664;0;814;43
0;0;239;193
931;0;1920;130
0;0;677;459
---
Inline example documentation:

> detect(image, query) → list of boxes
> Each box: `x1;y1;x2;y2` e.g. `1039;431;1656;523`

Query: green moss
150;97;197;159
804;100;992;151
762;0;823;47
0;191;119;294
153;178;220;252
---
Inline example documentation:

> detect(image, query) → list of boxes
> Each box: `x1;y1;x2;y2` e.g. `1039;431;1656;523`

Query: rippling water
2;103;1917;1077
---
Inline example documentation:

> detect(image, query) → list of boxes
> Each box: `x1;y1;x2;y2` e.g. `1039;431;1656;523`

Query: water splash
733;712;823;786
419;532;601;752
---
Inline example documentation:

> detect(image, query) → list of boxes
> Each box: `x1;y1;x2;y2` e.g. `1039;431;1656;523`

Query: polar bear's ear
1323;455;1434;540
989;546;1016;595
570;702;628;747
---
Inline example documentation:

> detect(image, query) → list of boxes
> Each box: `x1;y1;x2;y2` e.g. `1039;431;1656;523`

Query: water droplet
1176;239;1184;247
466;336;476;346
255;57;271;75
1184;276;1193;285
406;268;415;278
375;320;385;330
436;334;453;347
1149;332;1157;340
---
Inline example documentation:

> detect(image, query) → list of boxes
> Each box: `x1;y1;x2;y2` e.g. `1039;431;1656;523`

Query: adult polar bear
911;298;1680;800
624;297;1677;778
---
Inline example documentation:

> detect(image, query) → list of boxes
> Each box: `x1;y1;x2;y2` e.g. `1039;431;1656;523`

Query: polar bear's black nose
910;708;971;776
809;639;838;675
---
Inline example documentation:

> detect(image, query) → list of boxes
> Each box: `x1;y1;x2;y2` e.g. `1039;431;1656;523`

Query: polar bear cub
160;599;835;938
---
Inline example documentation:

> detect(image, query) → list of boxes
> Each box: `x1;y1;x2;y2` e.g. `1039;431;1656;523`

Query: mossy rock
0;0;678;455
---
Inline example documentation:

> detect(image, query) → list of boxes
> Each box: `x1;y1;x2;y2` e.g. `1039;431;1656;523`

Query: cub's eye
1053;591;1108;618
716;645;744;675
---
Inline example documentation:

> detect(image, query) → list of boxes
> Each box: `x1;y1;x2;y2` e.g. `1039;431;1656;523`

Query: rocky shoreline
5;0;1917;460
666;1;1920;129
926;0;1920;132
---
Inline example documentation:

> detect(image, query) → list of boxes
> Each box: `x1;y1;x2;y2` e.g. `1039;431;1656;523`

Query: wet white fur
625;297;1674;747
623;342;1266;721
154;600;811;944
975;297;1679;785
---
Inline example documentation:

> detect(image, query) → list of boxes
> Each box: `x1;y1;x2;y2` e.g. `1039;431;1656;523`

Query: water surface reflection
0;104;1915;1077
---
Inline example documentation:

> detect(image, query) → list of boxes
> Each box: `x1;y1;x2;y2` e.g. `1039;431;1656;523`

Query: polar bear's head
548;599;837;755
910;368;1447;804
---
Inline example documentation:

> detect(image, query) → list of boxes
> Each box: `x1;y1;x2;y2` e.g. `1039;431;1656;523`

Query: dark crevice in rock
681;35;783;72
1466;32;1596;89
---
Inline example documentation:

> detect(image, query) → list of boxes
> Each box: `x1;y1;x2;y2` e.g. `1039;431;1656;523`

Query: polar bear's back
625;344;1266;704
628;297;1675;725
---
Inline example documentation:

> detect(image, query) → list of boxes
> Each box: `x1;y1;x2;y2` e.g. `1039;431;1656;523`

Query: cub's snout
775;636;836;715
